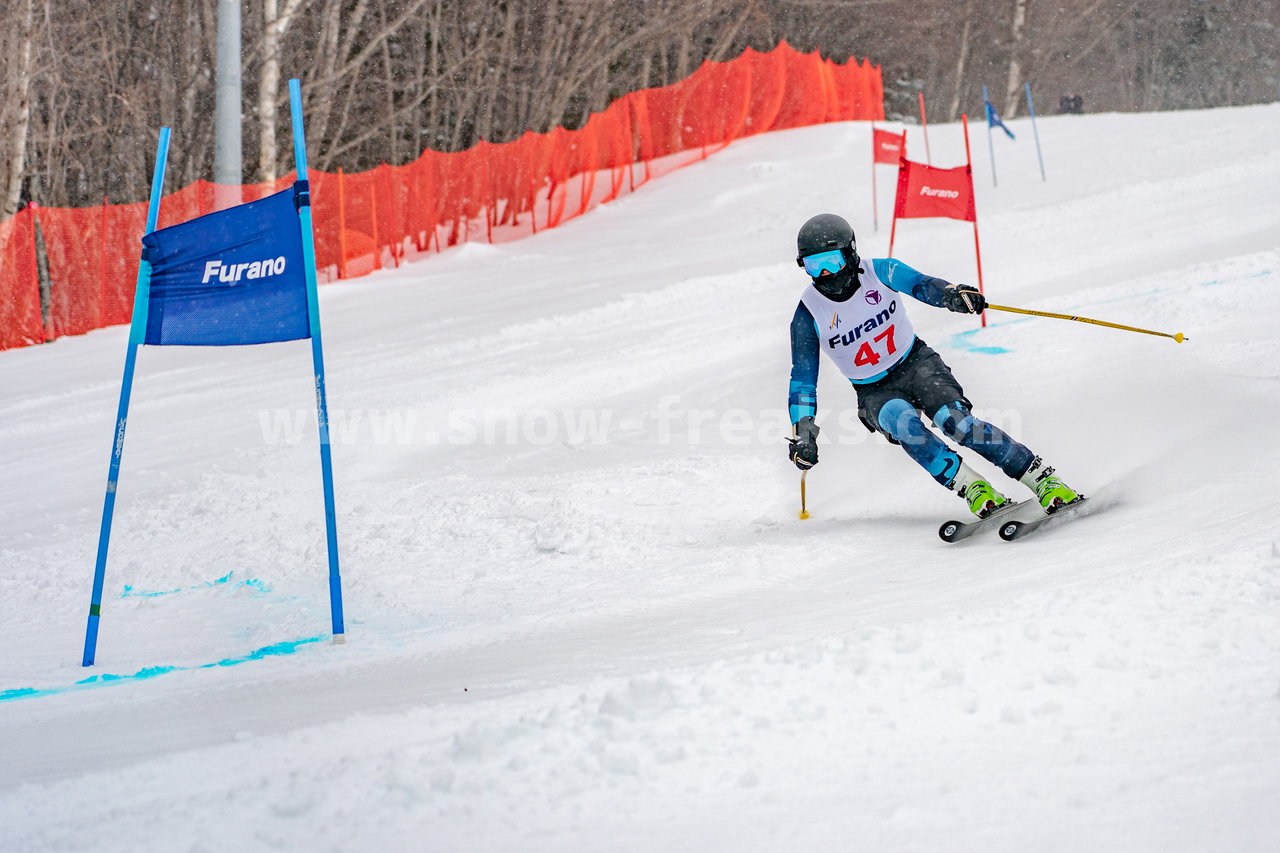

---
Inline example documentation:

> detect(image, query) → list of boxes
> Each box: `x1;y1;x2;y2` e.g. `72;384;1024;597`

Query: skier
786;213;1079;518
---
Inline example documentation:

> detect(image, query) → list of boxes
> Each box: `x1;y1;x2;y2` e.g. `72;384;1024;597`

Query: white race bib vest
800;263;916;383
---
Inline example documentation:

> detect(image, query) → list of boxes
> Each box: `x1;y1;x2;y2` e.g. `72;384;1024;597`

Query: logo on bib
864;289;882;305
827;300;897;349
829;312;841;330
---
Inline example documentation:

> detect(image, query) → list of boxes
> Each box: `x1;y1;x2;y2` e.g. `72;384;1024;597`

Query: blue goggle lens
801;249;847;278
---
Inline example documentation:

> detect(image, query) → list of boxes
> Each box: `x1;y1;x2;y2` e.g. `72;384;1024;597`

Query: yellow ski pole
985;303;1187;343
799;470;810;520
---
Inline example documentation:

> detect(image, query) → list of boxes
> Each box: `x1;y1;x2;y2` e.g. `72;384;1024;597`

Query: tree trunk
259;0;310;183
1002;0;1029;118
948;11;972;121
1;0;36;216
709;0;755;62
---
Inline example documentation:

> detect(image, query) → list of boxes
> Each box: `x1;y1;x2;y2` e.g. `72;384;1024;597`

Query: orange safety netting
0;42;882;352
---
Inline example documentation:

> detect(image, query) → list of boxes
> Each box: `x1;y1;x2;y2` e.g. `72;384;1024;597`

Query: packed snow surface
3;104;1280;852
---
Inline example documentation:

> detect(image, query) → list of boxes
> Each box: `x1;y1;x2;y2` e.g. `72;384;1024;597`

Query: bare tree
948;2;973;121
0;0;36;216
257;0;312;183
1002;0;1029;117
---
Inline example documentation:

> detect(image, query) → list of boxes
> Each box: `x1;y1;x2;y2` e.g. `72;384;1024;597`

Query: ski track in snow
2;105;1279;852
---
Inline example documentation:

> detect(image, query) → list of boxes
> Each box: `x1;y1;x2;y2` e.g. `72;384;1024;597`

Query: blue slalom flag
984;96;1016;141
141;187;310;346
83;82;345;669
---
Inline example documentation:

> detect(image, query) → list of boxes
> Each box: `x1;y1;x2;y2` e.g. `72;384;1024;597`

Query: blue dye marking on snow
120;583;181;598
947;318;1025;355
210;637;320;667
0;636;324;703
120;571;271;599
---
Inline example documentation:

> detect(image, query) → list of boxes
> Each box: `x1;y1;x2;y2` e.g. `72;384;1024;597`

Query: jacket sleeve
789;301;819;424
871;257;954;308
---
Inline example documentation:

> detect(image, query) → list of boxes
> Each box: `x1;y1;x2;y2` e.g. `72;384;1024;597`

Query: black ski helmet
796;213;861;300
796;213;857;267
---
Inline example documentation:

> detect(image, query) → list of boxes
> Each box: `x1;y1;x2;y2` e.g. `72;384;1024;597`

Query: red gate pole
961;114;987;329
888;149;907;258
870;120;878;232
918;92;932;165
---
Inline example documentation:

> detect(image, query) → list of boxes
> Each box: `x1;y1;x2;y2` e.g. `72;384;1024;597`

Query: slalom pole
870;120;879;232
887;148;906;257
83;127;171;666
985;303;1187;343
1025;82;1046;181
917;92;932;165
290;78;346;644
799;470;810;520
960;114;988;329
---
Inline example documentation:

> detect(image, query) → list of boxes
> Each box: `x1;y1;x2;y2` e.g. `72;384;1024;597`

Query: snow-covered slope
2;104;1279;853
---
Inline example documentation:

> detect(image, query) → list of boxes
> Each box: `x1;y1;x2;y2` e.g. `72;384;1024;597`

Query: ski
938;497;1040;543
997;496;1092;541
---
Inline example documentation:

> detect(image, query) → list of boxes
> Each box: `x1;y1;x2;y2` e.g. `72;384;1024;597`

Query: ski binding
997;495;1091;541
938;497;1039;543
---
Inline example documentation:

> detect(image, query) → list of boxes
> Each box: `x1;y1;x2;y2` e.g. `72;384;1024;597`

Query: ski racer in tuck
786;213;1080;518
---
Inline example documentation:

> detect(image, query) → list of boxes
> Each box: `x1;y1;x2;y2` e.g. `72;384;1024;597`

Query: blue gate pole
83;127;171;666
1025;81;1046;181
289;78;345;643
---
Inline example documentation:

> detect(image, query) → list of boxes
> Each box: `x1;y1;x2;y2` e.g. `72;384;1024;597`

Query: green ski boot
951;462;1010;519
1019;457;1080;513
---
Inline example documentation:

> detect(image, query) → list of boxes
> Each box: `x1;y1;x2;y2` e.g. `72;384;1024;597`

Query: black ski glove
788;416;819;470
943;284;987;314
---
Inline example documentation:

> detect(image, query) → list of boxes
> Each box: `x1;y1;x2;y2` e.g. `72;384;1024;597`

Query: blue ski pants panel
854;339;1036;487
932;401;1034;479
877;398;961;486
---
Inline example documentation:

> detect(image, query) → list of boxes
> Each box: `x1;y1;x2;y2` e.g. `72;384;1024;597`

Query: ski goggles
799;248;848;278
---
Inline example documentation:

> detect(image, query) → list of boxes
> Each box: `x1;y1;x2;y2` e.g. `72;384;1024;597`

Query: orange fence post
485;148;496;243
408;160;423;252
381;163;401;267
369;179;382;271
337;167;349;279
98;196;108;327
